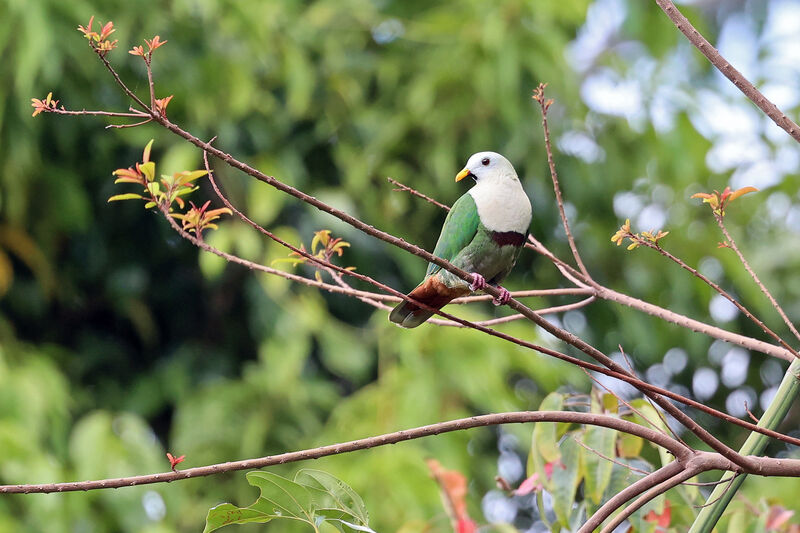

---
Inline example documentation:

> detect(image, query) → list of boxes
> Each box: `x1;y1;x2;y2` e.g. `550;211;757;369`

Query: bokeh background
3;0;800;530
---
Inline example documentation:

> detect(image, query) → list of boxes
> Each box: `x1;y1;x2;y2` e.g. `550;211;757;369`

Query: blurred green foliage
3;0;800;530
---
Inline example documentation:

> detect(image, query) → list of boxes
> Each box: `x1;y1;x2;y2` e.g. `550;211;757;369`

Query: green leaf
550;436;581;528
529;392;565;493
203;503;274;533
175;169;209;185
627;400;673;467
113;177;144;185
602;393;619;414
142;139;154;163
617;432;644;458
203;470;374;533
533;392;564;463
581;427;618;504
107;193;143;202
140;161;156;182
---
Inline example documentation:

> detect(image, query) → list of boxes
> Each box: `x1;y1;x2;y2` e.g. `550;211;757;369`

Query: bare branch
578;460;687;533
716;215;800;344
0;410;685;494
387;177;450;211
655;0;800;144
533;83;591;279
598;463;705;533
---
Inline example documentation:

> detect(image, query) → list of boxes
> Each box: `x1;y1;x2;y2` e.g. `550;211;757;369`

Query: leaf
727;186;758;203
140;161;156;182
296;469;371;526
529;392;564;493
113;177;144;185
204;470;374;533
175;169;209;185
533;392;564;463
581;427;618;504
601;393;618;414
107;193;143;202
617;432;644;458
549;437;581;528
626;400;672;467
142;139;154;163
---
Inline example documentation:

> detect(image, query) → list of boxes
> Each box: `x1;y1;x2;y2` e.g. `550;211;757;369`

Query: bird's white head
455;151;517;184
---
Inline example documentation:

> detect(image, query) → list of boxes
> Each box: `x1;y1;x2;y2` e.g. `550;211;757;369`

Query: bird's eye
481;157;490;166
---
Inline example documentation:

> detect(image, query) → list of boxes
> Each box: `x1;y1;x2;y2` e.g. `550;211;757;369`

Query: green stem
689;358;800;532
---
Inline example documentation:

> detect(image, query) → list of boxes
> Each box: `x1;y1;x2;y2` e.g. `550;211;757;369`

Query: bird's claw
492;287;511;306
469;273;487;292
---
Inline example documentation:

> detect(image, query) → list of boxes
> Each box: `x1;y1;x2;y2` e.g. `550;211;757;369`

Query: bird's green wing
426;192;480;277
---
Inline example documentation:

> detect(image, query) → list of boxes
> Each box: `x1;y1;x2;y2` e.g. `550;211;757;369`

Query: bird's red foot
469;273;487;291
492;286;511;306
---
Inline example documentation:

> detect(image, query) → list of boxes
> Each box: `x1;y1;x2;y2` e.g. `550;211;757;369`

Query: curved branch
0;411;684;494
716;215;800;344
578;460;689;533
655;0;800;144
598;463;705;533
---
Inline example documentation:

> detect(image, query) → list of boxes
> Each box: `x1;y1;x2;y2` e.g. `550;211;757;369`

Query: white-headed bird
390;152;532;328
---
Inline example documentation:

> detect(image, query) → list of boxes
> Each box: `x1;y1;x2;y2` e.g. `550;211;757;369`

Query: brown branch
533;83;591;279
42;108;150;119
0;410;684;494
655;0;800;144
578;460;688;533
387;177;450;211
597;463;705;533
716;214;800;344
593;284;794;362
428;296;596;327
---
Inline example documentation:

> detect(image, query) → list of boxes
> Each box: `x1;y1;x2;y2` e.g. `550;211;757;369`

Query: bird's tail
389;275;469;328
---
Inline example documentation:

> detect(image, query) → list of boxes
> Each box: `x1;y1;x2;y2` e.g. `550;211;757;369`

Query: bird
389;151;532;328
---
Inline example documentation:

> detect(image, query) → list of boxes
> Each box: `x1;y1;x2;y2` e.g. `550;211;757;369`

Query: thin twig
533;83;591;279
387;177;450;211
428;296;595;327
691;473;739;509
572;434;652;476
716;215;800;344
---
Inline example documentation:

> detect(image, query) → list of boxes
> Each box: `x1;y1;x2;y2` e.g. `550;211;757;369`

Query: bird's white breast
468;178;532;234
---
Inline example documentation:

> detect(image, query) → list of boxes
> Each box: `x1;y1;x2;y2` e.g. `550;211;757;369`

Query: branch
387;177;450;211
533;83;591;279
655;0;800;144
578;460;687;533
598;463;705;533
716;215;800;344
0;410;684;494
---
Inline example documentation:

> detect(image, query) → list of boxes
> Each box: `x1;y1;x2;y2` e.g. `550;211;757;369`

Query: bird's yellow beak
455;168;471;182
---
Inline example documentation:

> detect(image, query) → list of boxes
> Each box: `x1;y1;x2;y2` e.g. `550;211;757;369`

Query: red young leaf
427;459;474;532
644;499;671;527
166;452;186;472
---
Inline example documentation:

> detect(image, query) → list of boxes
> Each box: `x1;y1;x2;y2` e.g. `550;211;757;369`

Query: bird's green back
426;192;480;277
